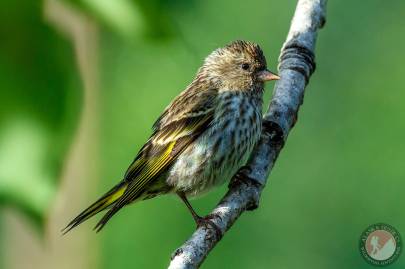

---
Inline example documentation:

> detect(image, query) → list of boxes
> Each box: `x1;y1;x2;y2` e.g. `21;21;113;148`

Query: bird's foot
229;166;261;211
194;214;222;239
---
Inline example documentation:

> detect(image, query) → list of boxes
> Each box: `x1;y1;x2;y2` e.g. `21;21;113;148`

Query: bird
62;40;279;234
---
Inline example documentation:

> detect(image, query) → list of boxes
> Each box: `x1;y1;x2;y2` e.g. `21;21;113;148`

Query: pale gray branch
169;0;327;268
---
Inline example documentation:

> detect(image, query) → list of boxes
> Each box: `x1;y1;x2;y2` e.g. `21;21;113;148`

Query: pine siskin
63;40;279;233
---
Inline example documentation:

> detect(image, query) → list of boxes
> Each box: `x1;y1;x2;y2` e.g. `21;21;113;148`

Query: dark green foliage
0;0;81;227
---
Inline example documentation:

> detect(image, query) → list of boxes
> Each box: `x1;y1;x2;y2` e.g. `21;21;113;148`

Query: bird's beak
258;69;280;82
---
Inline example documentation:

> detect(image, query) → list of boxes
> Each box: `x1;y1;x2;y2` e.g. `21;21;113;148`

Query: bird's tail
62;181;128;234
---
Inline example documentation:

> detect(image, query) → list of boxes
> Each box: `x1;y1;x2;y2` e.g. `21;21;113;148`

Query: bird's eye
241;63;250;70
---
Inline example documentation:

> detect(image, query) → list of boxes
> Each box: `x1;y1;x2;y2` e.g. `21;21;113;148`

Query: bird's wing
93;87;218;232
152;86;218;130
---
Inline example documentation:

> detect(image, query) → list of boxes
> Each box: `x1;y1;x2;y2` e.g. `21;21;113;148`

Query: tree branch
168;0;327;268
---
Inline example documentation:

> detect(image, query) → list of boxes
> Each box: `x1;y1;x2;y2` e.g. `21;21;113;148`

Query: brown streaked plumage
63;40;279;234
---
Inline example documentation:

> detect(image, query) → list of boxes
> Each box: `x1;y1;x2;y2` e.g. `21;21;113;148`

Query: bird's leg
177;192;222;238
177;191;202;224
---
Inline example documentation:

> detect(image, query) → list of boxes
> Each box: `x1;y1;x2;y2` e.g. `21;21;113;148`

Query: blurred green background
1;0;404;268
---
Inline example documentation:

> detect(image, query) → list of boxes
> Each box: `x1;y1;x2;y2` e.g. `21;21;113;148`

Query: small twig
168;0;327;268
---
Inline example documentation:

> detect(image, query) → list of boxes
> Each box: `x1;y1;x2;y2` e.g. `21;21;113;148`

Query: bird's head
200;40;279;91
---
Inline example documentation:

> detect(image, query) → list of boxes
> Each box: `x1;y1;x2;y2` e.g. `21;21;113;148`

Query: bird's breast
167;91;262;196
